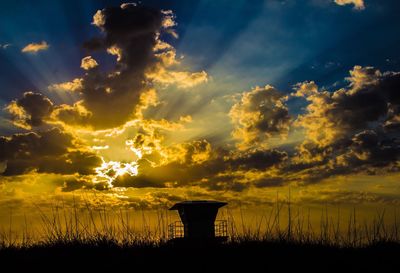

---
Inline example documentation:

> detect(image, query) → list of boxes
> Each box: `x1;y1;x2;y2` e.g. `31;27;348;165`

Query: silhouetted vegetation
1;200;399;272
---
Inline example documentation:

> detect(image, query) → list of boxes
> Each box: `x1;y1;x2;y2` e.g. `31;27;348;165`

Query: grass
1;199;399;247
0;198;399;272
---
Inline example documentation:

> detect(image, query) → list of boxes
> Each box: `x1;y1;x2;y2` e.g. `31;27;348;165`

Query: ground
1;240;399;273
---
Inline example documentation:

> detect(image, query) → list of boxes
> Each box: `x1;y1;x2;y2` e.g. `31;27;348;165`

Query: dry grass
0;197;399;250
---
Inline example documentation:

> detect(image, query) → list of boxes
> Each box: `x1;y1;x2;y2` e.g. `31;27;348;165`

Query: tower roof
169;200;227;210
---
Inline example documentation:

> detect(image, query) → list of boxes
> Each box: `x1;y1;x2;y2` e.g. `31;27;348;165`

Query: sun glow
93;138;157;187
126;139;154;159
94;159;138;187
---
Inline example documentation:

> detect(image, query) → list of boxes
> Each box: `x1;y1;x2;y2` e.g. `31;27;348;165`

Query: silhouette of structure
168;200;228;241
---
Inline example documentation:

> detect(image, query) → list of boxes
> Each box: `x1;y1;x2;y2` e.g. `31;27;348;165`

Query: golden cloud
5;92;53;129
48;78;83;92
334;0;365;10
80;56;99;70
230;85;290;150
21;41;49;53
0;128;101;176
147;68;208;89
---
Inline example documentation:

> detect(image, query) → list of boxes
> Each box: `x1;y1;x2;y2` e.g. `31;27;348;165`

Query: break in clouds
1;3;400;198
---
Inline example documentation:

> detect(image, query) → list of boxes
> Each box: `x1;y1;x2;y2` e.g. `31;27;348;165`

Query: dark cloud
5;4;185;133
292;66;400;182
253;177;286;188
200;179;248;192
230;85;291;149
56;4;166;129
113;173;168;188
0;128;101;175
228;149;288;171
5;92;53;128
112;138;287;190
61;176;108;192
334;130;400;173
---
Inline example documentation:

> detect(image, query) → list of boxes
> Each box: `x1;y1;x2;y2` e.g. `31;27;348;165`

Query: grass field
1;201;399;272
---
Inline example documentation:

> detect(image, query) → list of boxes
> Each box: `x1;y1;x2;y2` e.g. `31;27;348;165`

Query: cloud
80;56;99;70
147;69;208;89
227;149;288;171
294;67;393;148
92;9;106;27
230;85;291;150
45;3;206;130
161;9;177;28
5;92;53;129
0;128;101;176
334;0;365;10
76;4;166;129
291;66;400;182
112;134;287;191
112;173;167;188
21;41;49;53
61;176;97;192
291;81;318;98
5;3;400;202
50;102;92;129
146;38;208;88
0;43;11;49
48;78;83;92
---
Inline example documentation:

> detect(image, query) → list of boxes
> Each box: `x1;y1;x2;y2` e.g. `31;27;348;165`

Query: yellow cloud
147;36;208;88
48;78;83;92
334;0;365;10
21;41;49;53
4;101;31;129
147;68;208;88
5;92;54;129
291;81;318;98
230;85;290;150
92;9;105;27
107;46;122;62
161;10;177;28
81;56;99;70
50;101;93;130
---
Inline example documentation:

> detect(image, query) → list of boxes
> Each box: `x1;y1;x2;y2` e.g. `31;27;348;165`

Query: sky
1;0;400;228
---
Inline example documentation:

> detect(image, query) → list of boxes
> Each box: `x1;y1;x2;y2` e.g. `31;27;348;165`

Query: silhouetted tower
169;200;227;241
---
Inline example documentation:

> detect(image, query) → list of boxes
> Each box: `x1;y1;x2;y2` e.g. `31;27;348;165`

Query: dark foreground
1;240;399;273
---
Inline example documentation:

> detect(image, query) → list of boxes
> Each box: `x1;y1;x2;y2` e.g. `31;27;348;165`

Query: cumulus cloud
230;85;291;150
334;0;365;10
21;41;49;53
145;38;208;88
50;102;92;129
147;69;208;89
80;56;99;70
161;9;177;28
227;149;288;171
46;3;207;130
0;128;101;176
5;92;53;129
291;66;400;182
291;81;318;98
112;134;287;191
61;175;108;192
74;4;167;129
5;3;400;202
48;78;83;92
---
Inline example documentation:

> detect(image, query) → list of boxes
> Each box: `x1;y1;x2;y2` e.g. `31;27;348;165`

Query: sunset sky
1;0;400;227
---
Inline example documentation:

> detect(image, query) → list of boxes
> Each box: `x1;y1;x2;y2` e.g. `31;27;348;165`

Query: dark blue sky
1;0;400;105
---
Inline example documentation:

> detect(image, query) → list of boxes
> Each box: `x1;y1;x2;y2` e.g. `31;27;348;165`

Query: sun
94;159;139;187
92;138;158;187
